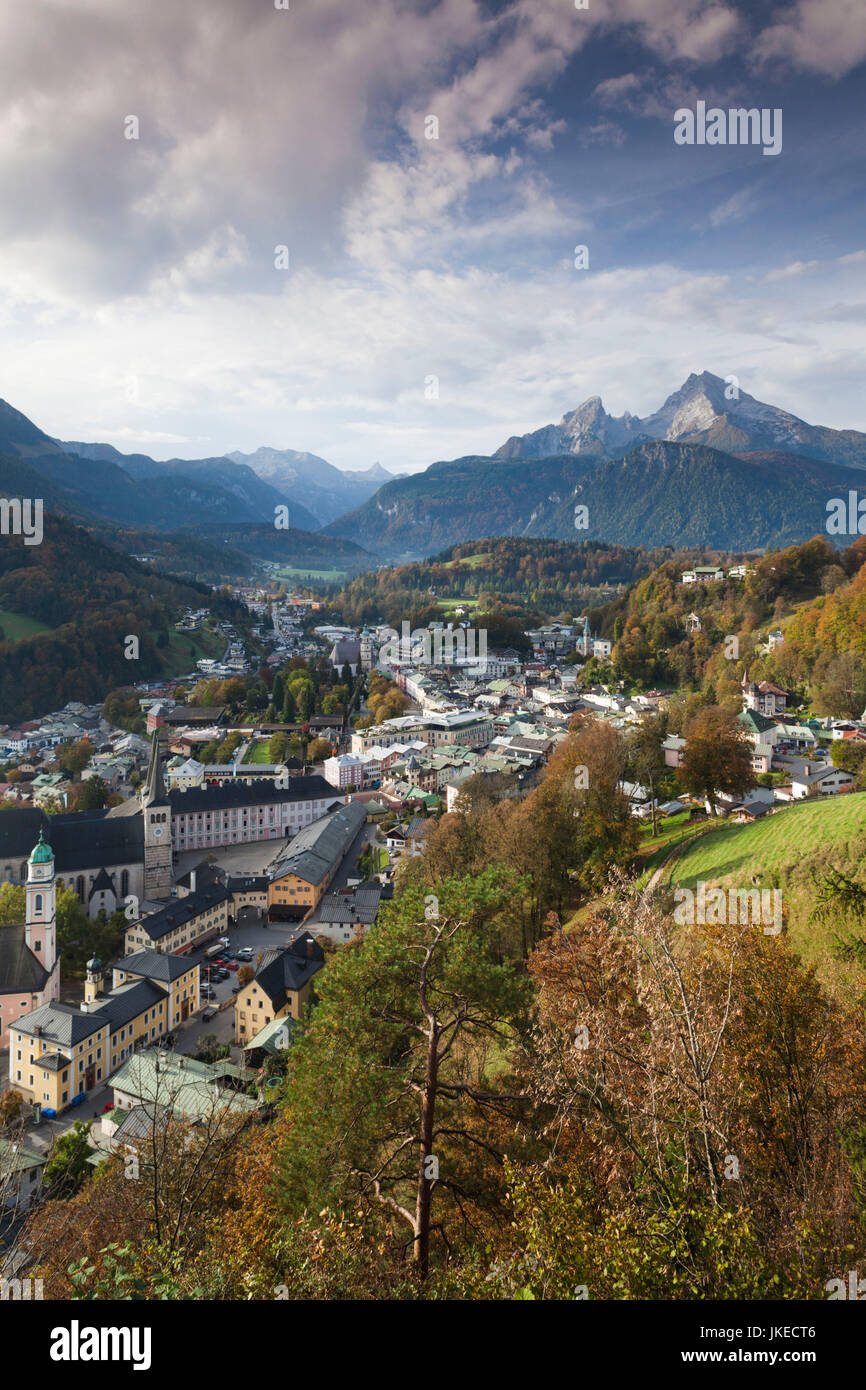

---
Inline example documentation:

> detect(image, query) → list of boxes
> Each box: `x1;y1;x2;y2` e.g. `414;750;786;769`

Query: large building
268;799;368;919
0;833;61;1047
350;711;495;754
124;879;232;956
8;952;199;1114
168;775;340;853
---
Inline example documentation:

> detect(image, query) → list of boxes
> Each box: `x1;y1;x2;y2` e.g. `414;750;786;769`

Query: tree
237;964;254;986
307;738;331;762
295;684;314;721
76;776;110;811
282;686;296;723
0;1088;27;1131
627;714;667;836
195;1034;230;1064
0;882;26;924
43;1121;93;1198
678;706;755;815
57;738;94;781
279;871;531;1277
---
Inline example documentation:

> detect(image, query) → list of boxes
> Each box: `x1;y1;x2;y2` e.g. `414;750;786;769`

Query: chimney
190;869;197;892
306;939;314;958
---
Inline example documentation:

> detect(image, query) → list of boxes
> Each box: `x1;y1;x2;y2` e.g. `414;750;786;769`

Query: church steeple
141;730;172;899
25;832;58;996
141;730;167;807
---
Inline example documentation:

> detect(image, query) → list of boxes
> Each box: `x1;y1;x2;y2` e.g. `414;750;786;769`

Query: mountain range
2;371;864;568
325;372;866;557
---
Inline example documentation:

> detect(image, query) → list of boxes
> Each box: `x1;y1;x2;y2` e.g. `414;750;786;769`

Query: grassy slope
668;794;866;1001
151;624;226;679
0;608;55;641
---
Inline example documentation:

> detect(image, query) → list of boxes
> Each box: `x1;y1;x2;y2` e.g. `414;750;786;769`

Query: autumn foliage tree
678;705;755;814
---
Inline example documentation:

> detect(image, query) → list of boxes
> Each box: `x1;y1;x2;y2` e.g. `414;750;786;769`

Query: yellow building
234;932;324;1043
124;879;231;955
8;952;200;1114
267;801;366;920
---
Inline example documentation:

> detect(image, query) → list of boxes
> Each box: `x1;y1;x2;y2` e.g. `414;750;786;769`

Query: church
0;831;61;1047
0;732;172;919
0;732;341;918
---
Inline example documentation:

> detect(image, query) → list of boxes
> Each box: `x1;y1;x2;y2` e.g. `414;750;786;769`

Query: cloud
754;0;866;78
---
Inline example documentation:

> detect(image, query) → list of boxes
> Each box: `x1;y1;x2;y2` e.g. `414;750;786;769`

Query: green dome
29;830;54;864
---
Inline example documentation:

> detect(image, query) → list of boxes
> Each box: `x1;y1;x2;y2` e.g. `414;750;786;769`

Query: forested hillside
0;514;247;722
600;534;866;716
338;537;668;626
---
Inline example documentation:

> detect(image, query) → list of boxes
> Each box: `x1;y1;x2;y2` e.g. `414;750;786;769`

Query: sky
0;0;864;473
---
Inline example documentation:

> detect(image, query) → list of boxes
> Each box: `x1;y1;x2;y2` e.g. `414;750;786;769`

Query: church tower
25;831;59;1001
141;731;173;899
359;624;374;672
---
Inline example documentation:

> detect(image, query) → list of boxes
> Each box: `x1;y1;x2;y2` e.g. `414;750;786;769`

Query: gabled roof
268;800;367;888
133;881;231;942
252;933;325;1009
11;1000;103;1045
116;950;197;983
0;1137;47;1174
94;977;166;1031
88;866;115;898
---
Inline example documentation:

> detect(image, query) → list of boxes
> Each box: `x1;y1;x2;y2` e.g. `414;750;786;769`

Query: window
34;893;43;913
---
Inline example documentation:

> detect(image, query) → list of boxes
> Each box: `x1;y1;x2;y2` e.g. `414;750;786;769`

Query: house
732;801;773;823
662;734;686;769
405;816;435;855
309;882;383;943
106;1049;259;1122
685;612;702;634
0;1137;46;1213
741;671;788;718
681;566;724;584
234;932;325;1042
767;630;784;651
778;765;856;800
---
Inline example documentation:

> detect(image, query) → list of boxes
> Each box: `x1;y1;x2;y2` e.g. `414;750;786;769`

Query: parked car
201;1008;217;1022
201;987;216;1001
214;967;230;980
231;985;241;995
236;947;254;960
225;961;239;972
220;948;236;960
218;936;231;946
